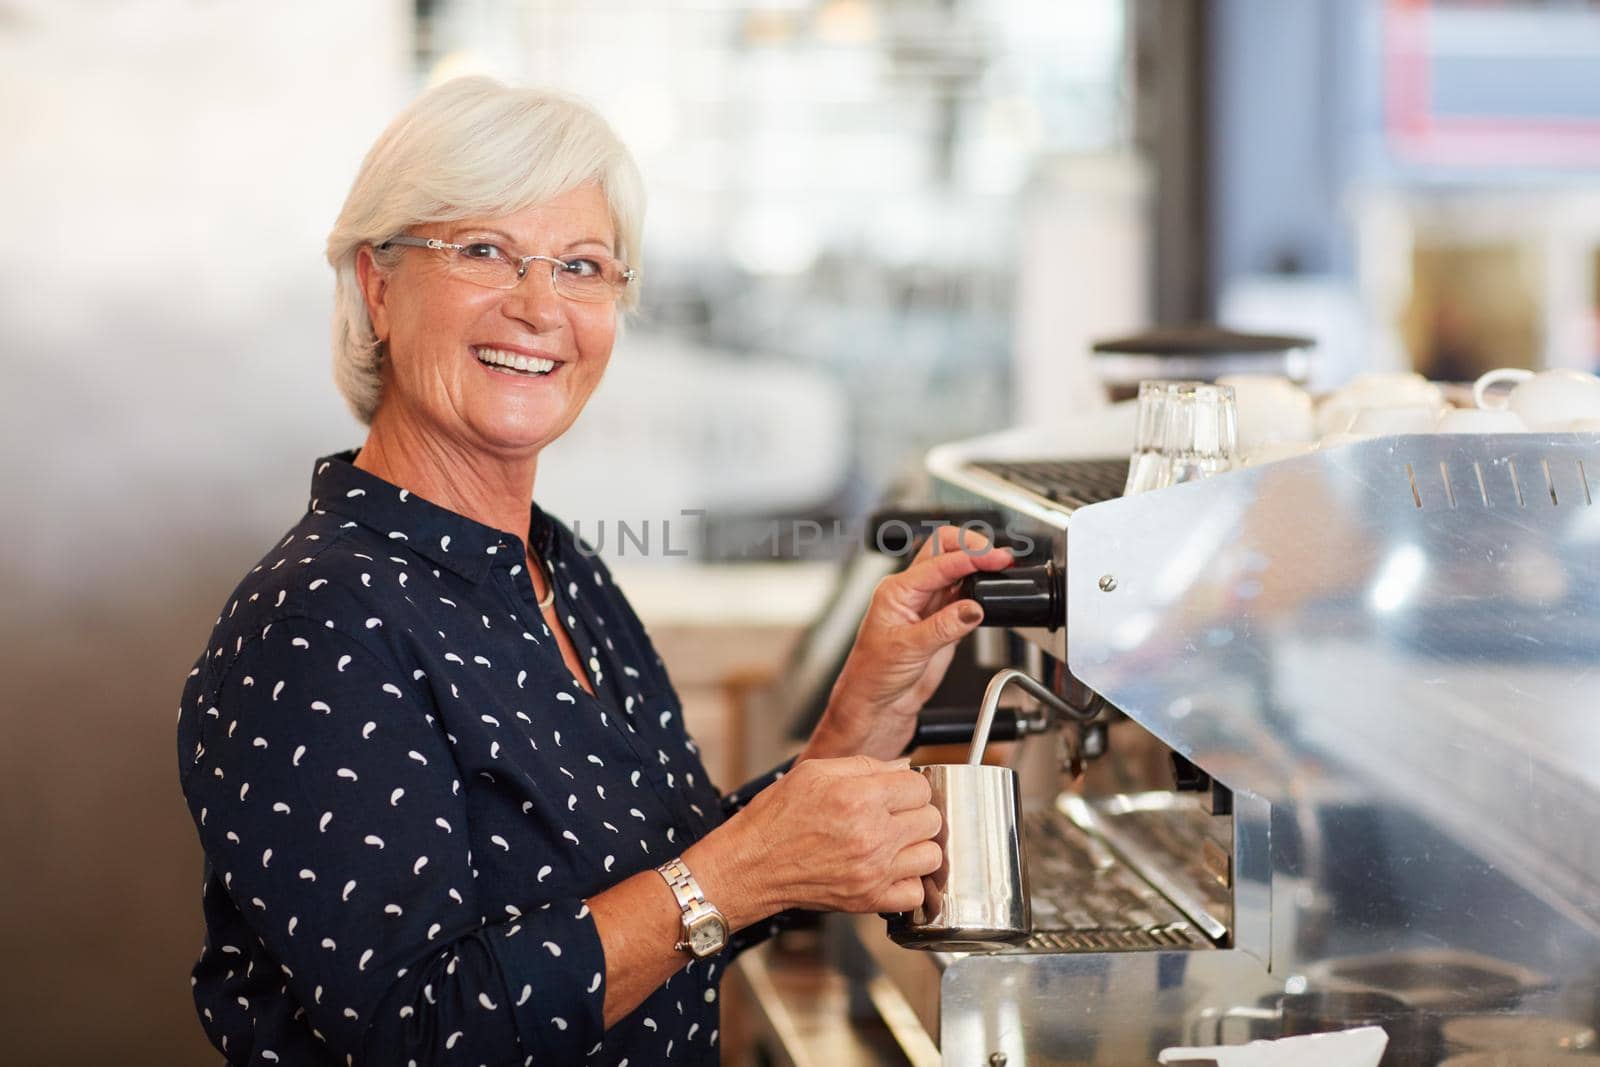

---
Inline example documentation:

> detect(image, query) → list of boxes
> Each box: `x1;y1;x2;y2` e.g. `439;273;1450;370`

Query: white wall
0;4;408;1062
2;0;408;600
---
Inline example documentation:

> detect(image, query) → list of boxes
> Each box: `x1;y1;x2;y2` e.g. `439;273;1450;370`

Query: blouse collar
308;449;555;583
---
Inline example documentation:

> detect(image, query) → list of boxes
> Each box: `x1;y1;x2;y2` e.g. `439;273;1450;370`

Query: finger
913;524;997;563
873;877;924;914
821;754;909;778
916;570;971;616
890;839;943;881
889;803;942;844
911;523;1006;567
897;598;986;656
897;541;1014;598
877;769;933;812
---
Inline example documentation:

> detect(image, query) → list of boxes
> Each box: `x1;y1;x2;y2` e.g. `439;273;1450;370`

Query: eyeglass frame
376;234;637;301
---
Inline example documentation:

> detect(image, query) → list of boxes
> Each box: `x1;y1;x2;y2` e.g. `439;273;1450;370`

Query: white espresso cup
1317;373;1446;436
1216;374;1315;450
1345;404;1440;437
1434;407;1528;434
1473;367;1600;430
1316;404;1436;451
1558;417;1600;433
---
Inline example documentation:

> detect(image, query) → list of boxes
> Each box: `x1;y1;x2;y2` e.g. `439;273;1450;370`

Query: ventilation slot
1439;462;1457;509
1409;453;1591;511
1405;463;1422;508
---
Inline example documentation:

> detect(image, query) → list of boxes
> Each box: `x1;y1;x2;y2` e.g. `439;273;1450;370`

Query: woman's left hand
802;525;1014;762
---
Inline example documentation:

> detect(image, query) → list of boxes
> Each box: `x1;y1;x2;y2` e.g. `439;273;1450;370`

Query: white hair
325;77;645;425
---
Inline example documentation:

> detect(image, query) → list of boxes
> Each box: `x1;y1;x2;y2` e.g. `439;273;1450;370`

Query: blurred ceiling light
728;208;820;276
815;0;876;45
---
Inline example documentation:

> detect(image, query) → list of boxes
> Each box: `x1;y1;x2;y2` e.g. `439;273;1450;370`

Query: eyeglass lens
447;248;622;302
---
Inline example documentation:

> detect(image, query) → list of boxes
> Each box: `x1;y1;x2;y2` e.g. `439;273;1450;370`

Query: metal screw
989;1054;1009;1067
1098;574;1117;592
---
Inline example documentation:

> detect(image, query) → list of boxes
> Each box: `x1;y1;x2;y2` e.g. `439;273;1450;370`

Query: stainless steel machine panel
883;432;1600;1066
1066;434;1600;949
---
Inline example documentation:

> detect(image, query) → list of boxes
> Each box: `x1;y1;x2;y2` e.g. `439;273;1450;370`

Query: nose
498;264;566;332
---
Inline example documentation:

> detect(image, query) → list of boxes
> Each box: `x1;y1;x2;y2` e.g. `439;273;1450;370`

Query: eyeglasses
378;234;636;303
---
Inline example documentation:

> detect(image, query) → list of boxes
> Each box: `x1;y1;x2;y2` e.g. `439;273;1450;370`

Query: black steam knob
959;562;1063;630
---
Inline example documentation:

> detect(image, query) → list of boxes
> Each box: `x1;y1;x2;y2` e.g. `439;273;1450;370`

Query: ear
355;246;392;343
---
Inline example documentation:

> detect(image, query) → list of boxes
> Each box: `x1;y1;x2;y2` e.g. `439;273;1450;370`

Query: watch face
686;913;728;957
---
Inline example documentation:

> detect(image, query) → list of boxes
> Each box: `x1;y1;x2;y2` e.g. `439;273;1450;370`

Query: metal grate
1023;925;1205;951
1019;809;1214;953
969;458;1130;509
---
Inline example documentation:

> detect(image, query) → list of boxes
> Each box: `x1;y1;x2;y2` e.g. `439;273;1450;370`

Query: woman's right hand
707;755;942;916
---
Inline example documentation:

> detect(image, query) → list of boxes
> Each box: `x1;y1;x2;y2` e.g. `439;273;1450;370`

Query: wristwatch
656;858;729;958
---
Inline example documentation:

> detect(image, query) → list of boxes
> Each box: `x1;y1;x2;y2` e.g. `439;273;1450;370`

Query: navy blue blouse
177;450;785;1065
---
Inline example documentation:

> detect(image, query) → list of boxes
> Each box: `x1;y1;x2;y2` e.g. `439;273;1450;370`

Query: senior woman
177;76;1011;1066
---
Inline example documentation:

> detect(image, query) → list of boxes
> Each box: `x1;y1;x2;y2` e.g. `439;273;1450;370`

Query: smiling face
357;183;621;461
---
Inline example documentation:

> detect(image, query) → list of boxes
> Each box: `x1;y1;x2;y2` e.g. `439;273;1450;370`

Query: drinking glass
1126;381;1237;494
1124;381;1173;495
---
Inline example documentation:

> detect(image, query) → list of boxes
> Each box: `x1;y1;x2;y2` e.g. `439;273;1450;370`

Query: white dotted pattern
177;450;789;1065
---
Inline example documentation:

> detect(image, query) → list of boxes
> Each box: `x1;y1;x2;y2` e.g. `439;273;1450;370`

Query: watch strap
657;857;706;914
656;857;723;955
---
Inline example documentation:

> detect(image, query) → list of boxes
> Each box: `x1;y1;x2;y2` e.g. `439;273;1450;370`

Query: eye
461;242;507;261
560;257;604;278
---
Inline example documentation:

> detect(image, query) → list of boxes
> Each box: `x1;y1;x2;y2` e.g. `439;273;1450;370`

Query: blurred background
3;0;1600;1062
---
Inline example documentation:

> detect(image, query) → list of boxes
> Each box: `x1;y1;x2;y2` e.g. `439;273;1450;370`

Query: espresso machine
844;416;1600;1065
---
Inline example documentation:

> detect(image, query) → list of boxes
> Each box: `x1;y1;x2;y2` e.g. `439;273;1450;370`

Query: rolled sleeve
718;758;794;818
180;616;607;1064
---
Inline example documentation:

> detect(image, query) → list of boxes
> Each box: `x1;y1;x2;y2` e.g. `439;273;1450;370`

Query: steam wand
968;667;1103;766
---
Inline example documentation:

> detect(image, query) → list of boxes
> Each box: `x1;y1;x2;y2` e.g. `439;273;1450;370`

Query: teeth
474;347;555;375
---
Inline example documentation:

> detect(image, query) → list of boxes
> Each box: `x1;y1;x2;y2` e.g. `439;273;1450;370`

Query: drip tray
1016;805;1220;953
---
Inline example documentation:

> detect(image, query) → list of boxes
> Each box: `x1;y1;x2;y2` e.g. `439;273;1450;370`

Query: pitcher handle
1473;367;1533;411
